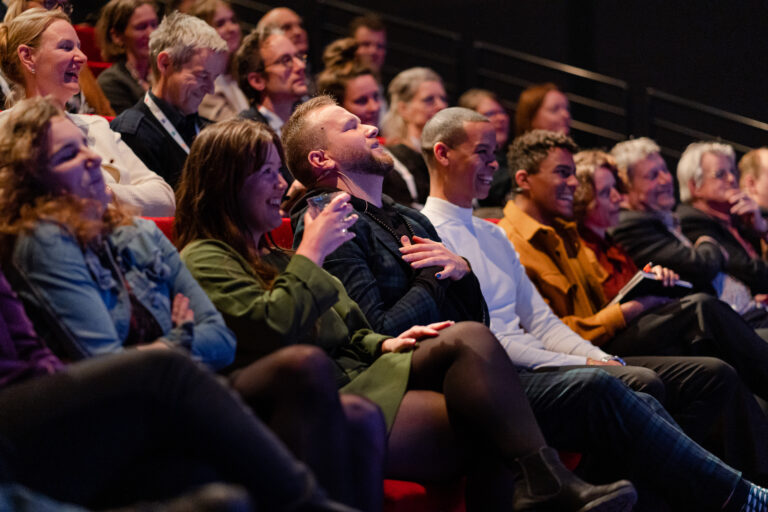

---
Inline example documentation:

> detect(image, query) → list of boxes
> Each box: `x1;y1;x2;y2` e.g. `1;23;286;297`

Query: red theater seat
74;24;103;62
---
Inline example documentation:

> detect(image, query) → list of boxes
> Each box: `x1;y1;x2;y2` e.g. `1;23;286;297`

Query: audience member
96;0;158;114
4;0;115;115
110;11;228;187
189;0;249;121
0;95;384;510
284;96;768;511
458;88;511;209
256;7;308;56
235;26;307;135
677;142;768;294
514;82;570;137
165;0;193;14
573;149;641;301
501;129;768;403
381;67;447;207
349;13;386;75
0;8;174;215
420;108;768;484
0;266;350;511
610;137;768;328
740;147;768;218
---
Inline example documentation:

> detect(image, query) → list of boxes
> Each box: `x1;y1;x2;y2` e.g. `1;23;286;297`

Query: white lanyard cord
144;92;199;155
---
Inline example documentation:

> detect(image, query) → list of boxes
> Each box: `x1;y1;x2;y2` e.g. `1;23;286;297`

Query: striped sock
742;485;768;512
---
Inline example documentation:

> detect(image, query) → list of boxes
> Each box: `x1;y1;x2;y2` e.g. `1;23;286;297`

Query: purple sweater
0;270;63;387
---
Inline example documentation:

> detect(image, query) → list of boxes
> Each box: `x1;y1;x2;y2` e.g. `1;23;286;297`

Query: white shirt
422;196;610;368
257;105;284;136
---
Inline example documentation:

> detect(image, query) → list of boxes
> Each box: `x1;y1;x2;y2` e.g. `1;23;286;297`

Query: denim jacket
12;217;235;369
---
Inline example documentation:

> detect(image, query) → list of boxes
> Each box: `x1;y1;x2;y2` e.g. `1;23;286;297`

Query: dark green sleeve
181;241;341;356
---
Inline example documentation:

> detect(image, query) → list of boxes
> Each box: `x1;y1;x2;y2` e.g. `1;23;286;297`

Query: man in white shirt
419;108;768;483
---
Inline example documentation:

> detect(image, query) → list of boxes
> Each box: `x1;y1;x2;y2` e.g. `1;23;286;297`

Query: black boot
512;447;637;511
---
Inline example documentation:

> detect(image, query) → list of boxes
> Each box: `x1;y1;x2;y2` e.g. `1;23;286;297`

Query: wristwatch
601;355;627;366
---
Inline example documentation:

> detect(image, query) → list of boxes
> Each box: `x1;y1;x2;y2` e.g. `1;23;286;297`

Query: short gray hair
676;141;735;203
149;11;227;80
610;137;661;185
421;107;488;167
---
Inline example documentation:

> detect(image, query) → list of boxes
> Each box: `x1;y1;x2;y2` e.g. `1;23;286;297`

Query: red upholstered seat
88;61;112;77
74;24;102;62
270;218;294;249
144;216;174;241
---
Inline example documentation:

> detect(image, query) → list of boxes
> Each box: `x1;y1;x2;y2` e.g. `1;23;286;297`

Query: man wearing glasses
235;26;308;136
111;12;228;188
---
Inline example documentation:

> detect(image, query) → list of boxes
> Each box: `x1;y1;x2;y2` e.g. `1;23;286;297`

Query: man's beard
352;149;394;177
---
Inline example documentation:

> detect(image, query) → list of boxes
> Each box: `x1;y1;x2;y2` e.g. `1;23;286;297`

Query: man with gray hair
111;11;228;188
611;138;768;327
676;141;768;305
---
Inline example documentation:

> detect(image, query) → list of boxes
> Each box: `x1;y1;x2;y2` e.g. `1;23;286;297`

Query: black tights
230;345;385;512
387;322;546;510
0;350;346;511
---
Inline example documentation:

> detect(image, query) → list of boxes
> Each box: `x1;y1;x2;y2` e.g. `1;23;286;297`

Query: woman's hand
649;265;679;287
399;235;470;280
171;293;194;327
381;321;455;353
296;192;358;267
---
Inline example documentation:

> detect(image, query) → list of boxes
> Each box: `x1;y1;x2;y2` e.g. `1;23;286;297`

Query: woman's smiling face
25;19;87;106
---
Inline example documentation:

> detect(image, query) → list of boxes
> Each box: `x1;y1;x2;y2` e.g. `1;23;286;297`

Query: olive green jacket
181;239;411;428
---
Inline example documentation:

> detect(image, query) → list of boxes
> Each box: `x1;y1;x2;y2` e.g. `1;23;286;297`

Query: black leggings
230;344;386;511
0;350;344;512
387;322;546;510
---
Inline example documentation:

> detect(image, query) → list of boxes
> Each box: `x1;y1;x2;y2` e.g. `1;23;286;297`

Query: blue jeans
520;368;744;510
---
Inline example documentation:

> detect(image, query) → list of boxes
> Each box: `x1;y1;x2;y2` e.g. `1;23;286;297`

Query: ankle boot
512;447;637;511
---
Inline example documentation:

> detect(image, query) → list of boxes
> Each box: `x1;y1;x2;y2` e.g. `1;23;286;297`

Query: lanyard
144;92;199;154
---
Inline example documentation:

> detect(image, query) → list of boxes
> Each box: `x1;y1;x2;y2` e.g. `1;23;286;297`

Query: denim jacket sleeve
130;218;235;370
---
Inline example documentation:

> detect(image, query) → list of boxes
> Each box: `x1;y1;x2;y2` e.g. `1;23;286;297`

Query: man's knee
611;365;666;404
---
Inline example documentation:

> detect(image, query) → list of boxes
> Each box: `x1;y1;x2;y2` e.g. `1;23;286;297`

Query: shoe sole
577;486;638;512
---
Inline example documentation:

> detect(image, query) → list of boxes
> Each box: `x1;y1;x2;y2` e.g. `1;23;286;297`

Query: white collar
423;196;474;226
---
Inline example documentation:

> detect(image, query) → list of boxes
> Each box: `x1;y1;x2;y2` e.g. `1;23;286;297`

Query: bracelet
601;355;627;366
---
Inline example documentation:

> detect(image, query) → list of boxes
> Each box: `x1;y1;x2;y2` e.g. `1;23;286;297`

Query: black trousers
0;350;348;512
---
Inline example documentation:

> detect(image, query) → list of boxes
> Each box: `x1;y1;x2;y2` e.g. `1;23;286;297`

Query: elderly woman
0;8;174;215
458;88;511;208
514;82;571;137
381;67;447;208
96;0;159;114
0;95;383;511
189;0;249;121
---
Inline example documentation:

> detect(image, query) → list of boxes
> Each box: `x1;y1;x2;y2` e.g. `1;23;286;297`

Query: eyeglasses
43;0;74;16
264;52;307;71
